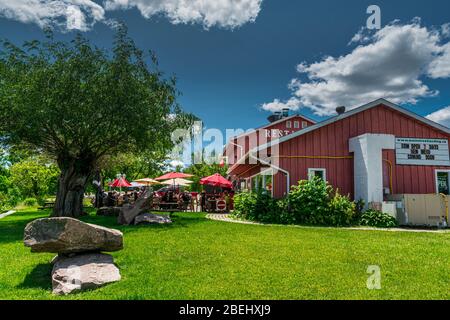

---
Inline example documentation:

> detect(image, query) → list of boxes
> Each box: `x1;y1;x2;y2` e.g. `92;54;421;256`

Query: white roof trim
254;98;450;153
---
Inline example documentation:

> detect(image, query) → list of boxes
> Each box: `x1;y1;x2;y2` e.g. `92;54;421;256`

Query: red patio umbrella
154;172;194;181
110;177;132;188
200;173;232;188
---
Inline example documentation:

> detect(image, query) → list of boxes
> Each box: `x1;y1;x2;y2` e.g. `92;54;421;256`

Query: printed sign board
395;138;450;166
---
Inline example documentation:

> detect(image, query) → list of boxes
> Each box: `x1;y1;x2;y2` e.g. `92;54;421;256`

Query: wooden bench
38;202;55;210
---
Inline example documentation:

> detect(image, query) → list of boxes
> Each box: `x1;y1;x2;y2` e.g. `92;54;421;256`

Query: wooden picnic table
38;202;55;210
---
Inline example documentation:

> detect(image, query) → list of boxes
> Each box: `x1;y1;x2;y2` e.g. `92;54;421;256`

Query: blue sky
1;0;450;134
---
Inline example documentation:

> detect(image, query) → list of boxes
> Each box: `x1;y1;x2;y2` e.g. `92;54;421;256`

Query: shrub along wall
232;177;397;228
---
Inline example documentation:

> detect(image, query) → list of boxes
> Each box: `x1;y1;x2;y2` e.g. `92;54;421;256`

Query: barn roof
255;98;450;153
228;98;450;174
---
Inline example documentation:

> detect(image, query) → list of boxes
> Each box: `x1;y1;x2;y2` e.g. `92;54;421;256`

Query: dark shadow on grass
0;210;210;244
17;263;52;291
0;213;48;244
81;212;211;235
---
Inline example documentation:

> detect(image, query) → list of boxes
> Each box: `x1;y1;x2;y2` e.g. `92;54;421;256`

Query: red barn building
225;99;450;209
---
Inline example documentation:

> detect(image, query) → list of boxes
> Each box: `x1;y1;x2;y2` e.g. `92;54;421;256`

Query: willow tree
0;26;195;217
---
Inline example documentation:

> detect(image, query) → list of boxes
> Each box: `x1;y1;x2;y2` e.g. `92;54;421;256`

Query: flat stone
51;253;121;295
134;213;172;225
24;217;123;254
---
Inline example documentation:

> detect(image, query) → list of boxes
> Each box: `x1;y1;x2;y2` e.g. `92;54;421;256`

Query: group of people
100;190;143;207
199;190;234;213
90;185;234;213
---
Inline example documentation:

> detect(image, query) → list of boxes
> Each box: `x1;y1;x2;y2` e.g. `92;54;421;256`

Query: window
286;121;292;129
435;170;450;195
302;121;308;128
308;168;326;181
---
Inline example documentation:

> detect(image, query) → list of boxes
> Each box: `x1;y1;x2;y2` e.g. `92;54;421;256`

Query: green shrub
232;191;257;220
285;177;356;226
359;210;398;228
327;191;357;226
232;177;357;227
286;177;332;225
23;197;38;207
232;191;280;224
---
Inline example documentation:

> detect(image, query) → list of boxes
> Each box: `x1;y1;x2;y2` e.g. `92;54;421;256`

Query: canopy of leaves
9;156;59;199
184;153;229;192
0;25;196;171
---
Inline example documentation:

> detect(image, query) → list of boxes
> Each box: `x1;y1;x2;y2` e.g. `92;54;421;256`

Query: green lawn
0;209;448;300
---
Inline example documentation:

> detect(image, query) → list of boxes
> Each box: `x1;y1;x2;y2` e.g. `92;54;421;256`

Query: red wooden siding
272;104;450;198
225;115;315;165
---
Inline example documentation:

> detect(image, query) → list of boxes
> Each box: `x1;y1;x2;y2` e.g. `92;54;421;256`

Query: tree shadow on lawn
81;212;211;235
16;263;52;291
0;211;210;245
0;219;35;244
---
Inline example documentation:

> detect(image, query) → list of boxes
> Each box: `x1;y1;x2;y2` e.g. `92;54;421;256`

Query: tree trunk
52;155;94;218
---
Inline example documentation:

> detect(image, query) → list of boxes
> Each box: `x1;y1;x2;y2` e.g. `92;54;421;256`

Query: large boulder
52;253;121;295
24;217;123;254
97;207;123;217
118;190;153;225
134;213;172;225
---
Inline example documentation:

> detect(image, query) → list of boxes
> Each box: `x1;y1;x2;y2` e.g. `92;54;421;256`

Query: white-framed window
302;121;308;128
308;168;326;181
435;170;450;195
286;121;292;129
293;121;300;129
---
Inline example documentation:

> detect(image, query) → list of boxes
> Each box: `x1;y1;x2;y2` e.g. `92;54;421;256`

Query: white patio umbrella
160;178;193;187
134;178;160;186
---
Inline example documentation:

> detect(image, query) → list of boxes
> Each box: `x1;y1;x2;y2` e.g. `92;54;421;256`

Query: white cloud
0;0;262;31
428;42;450;79
426;106;450;127
261;97;301;113
104;0;262;29
0;0;105;31
442;23;450;37
263;21;450;116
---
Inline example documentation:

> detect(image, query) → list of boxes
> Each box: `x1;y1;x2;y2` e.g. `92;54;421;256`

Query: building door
382;160;391;194
436;170;450;195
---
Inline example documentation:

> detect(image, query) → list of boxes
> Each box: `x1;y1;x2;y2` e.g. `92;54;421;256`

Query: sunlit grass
0;209;448;300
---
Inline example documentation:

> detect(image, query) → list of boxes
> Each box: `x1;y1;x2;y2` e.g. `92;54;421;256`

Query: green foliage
0;25;196;216
233;177;357;227
0;165;22;211
0;210;448;300
232;191;257;220
184;154;228;192
9;156;59;199
232;191;280;224
23;197;38;207
286;177;333;225
0;26;195;160
328;191;357;226
359;210;398;228
100;151;166;182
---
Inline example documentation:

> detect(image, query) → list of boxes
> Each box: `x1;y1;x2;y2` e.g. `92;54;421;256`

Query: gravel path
0;210;16;220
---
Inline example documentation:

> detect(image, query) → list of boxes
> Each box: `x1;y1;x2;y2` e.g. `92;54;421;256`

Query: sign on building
395;138;450;166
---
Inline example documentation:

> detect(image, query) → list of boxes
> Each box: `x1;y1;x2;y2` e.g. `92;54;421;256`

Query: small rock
52;253;121;295
134;213;172;225
24;217;123;254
